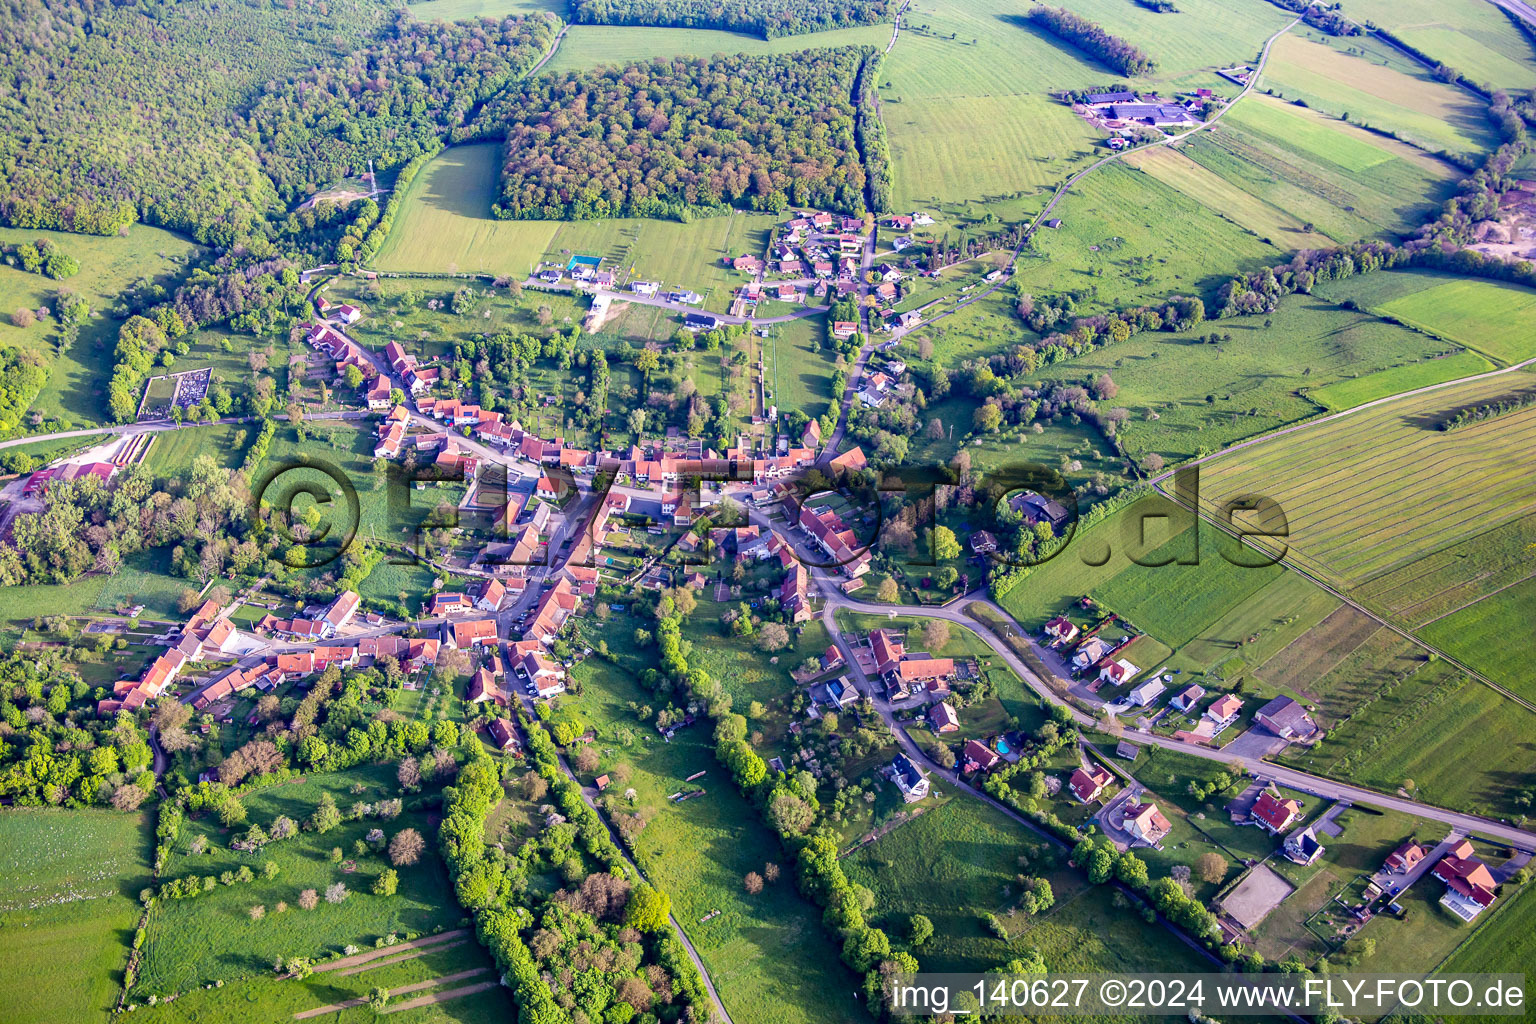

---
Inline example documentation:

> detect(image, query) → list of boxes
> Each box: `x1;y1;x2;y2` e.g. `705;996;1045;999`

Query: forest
482;49;877;220
567;0;896;39
0;0;393;242
1025;6;1157;76
247;12;558;201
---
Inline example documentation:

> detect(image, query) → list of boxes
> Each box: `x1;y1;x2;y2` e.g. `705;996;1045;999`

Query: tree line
1026;6;1156;76
568;0;897;39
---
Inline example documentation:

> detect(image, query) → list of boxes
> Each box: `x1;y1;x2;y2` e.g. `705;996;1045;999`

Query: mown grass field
1194;369;1536;590
550;653;868;1024
1010;161;1284;314
880;0;1106;211
1338;0;1536;90
0;808;153;1024
1350;513;1536;628
138;765;459;997
763;315;838;425
1308;350;1495;411
1371;279;1536;365
1180;95;1462;243
843;797;1211;975
543;22;893;74
0;225;202;429
1258;32;1500;160
1419;575;1536;704
1123;146;1336;251
1089;518;1285;649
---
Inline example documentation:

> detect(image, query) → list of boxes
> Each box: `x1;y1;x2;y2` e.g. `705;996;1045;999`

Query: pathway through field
335;939;469;976
384;980;502;1013
309;928;468;973
293;968;490;1019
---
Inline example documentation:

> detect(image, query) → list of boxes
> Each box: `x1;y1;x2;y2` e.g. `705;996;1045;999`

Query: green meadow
0;808;153;1024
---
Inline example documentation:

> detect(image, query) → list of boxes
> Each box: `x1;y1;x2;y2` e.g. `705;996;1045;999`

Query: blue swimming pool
566;254;602;270
995;737;1012;755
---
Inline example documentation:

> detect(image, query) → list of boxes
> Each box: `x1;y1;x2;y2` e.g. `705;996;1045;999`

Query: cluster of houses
98;597;246;716
855;358;909;409
303;321;389;408
251;590;362;641
784;493;874;586
1379;839;1501;922
868;628;955;701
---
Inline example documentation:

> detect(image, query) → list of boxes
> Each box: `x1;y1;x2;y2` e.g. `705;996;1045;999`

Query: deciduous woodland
1025;6;1157;76
568;0;897;39
484;49;879;220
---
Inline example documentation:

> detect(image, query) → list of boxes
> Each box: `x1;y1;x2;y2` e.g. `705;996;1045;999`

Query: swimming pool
995;737;1011;755
566;254;602;270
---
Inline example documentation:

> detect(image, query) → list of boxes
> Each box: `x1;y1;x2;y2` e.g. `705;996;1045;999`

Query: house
451;618;498;650
827;446;867;474
631;281;659;297
684;312;719;332
488;718;519;752
1433;840;1498;921
321;590;360;636
1204;694;1243;730
1043;617;1079;644
1384;841;1427;874
890;754;930;802
1012;492;1071;531
428;592;470;617
832;321;858;340
1104;660;1144;689
962;739;1000;773
467;666;506;705
1254;695;1315;739
1284;826;1325;866
474;578;506;612
969;530;998;555
1170;684;1206;712
1072;636;1112;670
802;419;822;448
884;214;913;230
1123;801;1172;846
898;657;954;685
335;304;362;324
927;701;960;733
822;677;859;710
1069;764;1114;804
1251;789;1303;834
516;648;567;698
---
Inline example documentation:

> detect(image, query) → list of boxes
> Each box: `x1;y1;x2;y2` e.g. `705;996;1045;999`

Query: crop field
1122;146;1336;251
0;808;152;1024
543;23;893;74
1308;351;1495;411
1193;369;1536;590
1181;96;1462;242
1430;883;1536;995
1033;293;1456;463
1349;514;1536;628
1010;161;1283;315
843;797;1211;975
1275;656;1536;822
137;766;458;997
552;654;867;1024
1419;575;1536;703
0;225;201;429
1337;0;1536;90
1257;32;1500;160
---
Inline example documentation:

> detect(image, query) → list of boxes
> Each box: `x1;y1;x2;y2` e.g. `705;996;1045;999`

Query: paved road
1490;0;1536;27
806;574;1536;851
529;279;829;325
